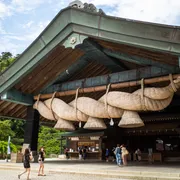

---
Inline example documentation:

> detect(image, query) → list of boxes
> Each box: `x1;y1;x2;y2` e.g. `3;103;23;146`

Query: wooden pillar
24;106;40;152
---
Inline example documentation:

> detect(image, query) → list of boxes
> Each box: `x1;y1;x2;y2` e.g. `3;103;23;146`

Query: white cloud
0;1;11;19
22;20;34;28
10;0;44;12
109;0;180;25
24;20;50;41
3;35;25;41
82;0;120;7
82;0;180;25
0;20;50;54
0;36;19;54
0;21;6;34
4;20;50;41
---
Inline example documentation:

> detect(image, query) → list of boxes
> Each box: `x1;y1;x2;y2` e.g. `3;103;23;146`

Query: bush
0;141;17;159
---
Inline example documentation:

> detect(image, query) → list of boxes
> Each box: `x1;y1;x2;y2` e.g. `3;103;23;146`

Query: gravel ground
0;169;132;180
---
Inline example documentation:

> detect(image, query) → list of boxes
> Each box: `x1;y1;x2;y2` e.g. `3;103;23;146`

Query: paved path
0;169;132;180
0;160;180;179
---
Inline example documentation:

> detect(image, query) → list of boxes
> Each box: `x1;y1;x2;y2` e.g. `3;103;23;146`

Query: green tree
0;119;25;152
0;120;15;141
38;126;65;156
0;52;17;72
10;119;25;139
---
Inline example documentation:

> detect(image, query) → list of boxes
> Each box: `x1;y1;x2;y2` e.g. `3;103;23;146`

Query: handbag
124;149;129;155
30;154;34;162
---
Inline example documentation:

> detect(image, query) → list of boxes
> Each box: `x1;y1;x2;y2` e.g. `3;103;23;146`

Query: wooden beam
1;88;33;106
103;48;180;72
40;53;88;92
76;39;126;72
43;66;169;94
34;73;180;100
0;114;25;121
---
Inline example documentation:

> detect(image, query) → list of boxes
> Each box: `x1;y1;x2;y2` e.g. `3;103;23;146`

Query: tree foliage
10;119;25;139
0;119;25;152
0;52;18;72
0;141;17;155
0;120;15;141
38;126;65;156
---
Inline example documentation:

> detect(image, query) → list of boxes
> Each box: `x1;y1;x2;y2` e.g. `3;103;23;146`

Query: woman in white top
135;148;141;161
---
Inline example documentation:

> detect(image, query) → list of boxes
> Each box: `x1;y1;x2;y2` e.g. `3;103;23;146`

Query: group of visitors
105;144;129;166
78;146;87;160
105;144;142;166
64;146;88;160
114;144;129;166
18;147;46;180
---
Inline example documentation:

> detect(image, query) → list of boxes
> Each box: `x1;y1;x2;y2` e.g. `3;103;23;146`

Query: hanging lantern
84;117;107;130
118;110;144;128
54;118;75;131
79;121;82;128
109;118;114;126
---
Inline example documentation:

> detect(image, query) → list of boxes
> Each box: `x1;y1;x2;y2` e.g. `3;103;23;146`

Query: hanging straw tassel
83;84;110;130
50;92;75;131
118;79;145;128
84;117;107;130
54;118;75;131
118;110;144;128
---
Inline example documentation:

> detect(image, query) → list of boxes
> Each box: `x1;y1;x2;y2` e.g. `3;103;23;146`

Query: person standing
121;145;129;166
38;147;46;176
105;148;109;162
18;148;32;180
114;144;122;166
65;148;69;160
83;146;87;160
79;148;83;160
135;148;141;162
112;147;116;162
148;148;153;164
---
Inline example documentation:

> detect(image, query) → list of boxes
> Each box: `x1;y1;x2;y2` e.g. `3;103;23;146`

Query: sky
1;0;180;55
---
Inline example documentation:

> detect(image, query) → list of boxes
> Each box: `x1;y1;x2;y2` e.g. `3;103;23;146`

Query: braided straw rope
34;76;180;129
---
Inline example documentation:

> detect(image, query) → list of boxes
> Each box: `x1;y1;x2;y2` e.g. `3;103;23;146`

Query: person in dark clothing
79;148;83;160
83;147;87;160
105;148;109;162
38;147;46;176
18;148;32;179
65;148;69;159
